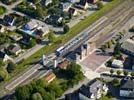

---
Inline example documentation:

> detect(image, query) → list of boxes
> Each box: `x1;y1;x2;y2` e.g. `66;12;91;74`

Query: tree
48;32;56;43
31;93;43;100
7;61;16;73
29;39;36;48
116;70;122;76
112;78;120;87
15;86;30;100
32;0;40;4
123;70;128;76
47;81;63;97
131;72;134;77
63;25;69;33
0;68;9;82
97;1;103;10
110;69;114;76
114;42;121;56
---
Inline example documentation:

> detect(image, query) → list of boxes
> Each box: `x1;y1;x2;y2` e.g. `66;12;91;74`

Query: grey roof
0;51;5;59
121;79;134;89
8;44;21;54
121;39;134;53
79;80;103;98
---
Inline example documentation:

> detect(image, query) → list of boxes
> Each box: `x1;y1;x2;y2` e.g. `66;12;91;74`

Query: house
68;0;80;3
112;59;124;68
19;20;49;38
3;14;16;26
41;0;52;6
45;15;63;26
87;0;98;4
121;39;134;57
0;25;6;33
58;59;70;69
44;70;56;83
8;44;21;55
79;79;108;99
75;0;89;10
59;2;72;12
68;7;78;16
120;79;134;98
0;51;11;62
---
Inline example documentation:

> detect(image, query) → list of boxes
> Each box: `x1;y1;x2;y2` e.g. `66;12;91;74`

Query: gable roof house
79;80;108;99
68;0;80;3
121;39;134;57
75;0;89;10
59;2;72;12
3;14;16;26
0;51;11;62
8;44;21;55
19;20;49;38
41;0;52;6
120;79;134;98
68;7;78;16
87;0;98;4
44;70;56;83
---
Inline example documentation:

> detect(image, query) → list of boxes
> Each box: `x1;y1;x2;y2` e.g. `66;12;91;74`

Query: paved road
0;0;24;18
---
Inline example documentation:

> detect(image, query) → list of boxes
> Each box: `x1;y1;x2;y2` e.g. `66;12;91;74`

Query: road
0;0;24;18
0;0;134;99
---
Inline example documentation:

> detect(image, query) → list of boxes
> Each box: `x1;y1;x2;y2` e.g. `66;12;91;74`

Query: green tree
123;70;128;76
48;32;56;43
131;72;134;77
29;39;36;48
97;1;103;10
114;42;121;56
63;25;69;33
47;81;63;97
110;69;114;76
7;61;16;73
15;86;30;100
31;92;43;100
0;68;9;82
116;70;122;76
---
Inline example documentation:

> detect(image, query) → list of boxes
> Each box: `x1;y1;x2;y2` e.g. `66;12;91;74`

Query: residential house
3;14;16;26
0;51;11;62
44;70;56;83
19;20;49;38
45;15;63;26
79;80;108;99
68;7;78;16
112;59;124;68
120;79;134;98
59;2;72;12
58;59;70;69
121;39;134;57
0;25;6;33
8;44;21;55
75;0;89;10
87;0;98;4
41;0;53;6
68;0;80;3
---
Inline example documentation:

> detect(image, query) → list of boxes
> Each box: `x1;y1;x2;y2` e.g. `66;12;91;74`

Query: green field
0;6;7;15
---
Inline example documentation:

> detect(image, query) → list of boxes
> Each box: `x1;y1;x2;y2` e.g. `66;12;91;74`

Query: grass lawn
0;6;7;15
99;96;112;100
0;0;123;91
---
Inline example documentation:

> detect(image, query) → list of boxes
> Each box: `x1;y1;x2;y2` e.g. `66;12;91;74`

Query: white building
112;59;124;68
